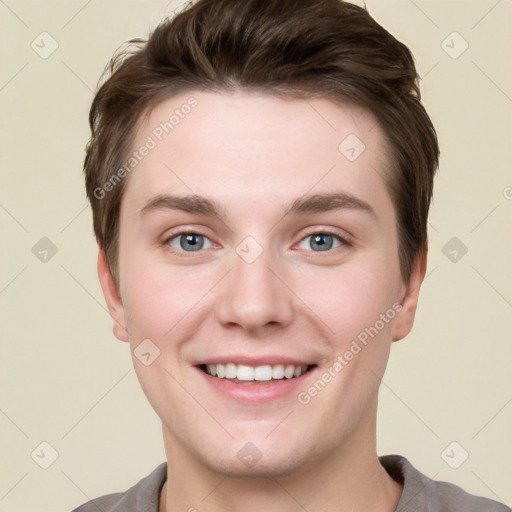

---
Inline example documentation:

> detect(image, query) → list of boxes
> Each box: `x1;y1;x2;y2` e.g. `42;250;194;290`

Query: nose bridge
215;238;294;330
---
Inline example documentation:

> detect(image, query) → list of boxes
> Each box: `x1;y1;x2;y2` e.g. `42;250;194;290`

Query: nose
214;244;294;333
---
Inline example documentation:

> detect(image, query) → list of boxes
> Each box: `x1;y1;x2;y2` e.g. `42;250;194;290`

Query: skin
98;90;426;512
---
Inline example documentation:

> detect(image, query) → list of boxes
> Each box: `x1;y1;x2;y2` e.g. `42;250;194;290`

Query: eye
167;232;214;252
297;232;345;252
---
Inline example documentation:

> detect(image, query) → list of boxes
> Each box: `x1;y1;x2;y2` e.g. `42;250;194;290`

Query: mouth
194;356;319;403
197;363;317;384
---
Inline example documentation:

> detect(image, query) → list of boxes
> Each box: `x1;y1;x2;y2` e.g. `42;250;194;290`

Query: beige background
1;0;511;510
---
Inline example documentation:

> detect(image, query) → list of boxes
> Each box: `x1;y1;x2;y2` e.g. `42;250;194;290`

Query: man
73;0;509;510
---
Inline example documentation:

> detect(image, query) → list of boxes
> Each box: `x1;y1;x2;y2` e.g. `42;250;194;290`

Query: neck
159;412;402;512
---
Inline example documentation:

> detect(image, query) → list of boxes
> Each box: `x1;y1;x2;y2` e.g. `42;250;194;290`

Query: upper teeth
205;363;308;381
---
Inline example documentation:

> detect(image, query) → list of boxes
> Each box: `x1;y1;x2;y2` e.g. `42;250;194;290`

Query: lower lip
196;366;316;403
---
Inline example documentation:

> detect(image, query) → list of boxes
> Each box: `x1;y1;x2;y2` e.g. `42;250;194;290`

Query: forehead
124;90;392;215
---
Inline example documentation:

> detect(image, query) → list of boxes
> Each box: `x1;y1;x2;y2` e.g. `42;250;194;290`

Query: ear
391;249;427;342
97;246;129;342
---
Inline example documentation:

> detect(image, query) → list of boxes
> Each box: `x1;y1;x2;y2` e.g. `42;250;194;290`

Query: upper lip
193;355;316;367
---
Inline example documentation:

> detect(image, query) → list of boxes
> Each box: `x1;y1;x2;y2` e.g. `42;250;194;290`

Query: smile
202;363;313;382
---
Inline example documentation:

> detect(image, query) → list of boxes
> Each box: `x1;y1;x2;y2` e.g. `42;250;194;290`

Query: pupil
312;234;332;251
181;234;203;251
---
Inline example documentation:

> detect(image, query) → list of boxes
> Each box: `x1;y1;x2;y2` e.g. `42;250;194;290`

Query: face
98;90;424;477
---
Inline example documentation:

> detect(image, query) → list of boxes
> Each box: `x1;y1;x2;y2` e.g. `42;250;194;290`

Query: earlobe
97;246;129;342
391;249;427;342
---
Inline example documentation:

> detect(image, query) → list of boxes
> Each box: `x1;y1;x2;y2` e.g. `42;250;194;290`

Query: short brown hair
84;0;439;286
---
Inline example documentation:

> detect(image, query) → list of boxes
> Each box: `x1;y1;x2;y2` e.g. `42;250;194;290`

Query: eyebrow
286;192;376;218
140;191;376;219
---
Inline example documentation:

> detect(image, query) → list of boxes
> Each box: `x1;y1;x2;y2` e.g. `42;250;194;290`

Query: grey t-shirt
71;454;509;512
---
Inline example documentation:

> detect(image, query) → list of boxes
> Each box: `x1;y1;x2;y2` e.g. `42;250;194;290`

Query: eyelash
162;229;351;256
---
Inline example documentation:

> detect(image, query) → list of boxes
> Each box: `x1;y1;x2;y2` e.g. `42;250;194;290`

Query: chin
183;430;322;480
204;448;312;479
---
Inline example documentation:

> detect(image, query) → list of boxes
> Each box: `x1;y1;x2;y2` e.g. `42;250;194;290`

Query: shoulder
72;491;125;512
380;454;510;512
70;462;167;512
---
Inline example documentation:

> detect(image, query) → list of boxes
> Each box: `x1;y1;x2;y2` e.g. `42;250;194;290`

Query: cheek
296;258;400;345
301;263;399;407
120;252;217;341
